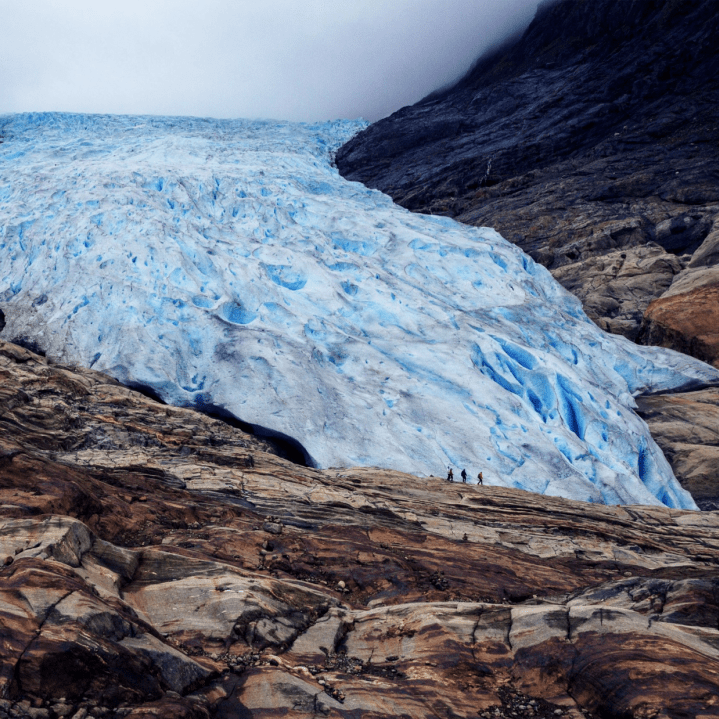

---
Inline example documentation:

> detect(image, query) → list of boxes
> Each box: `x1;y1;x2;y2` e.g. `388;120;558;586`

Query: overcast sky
0;0;541;123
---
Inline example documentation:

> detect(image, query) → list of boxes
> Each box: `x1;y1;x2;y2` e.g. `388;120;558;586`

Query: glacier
1;112;718;509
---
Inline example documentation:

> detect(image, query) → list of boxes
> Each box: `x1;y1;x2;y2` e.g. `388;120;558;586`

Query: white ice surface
1;113;718;508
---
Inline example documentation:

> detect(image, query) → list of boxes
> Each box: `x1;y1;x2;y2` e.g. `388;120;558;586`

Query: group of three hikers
446;467;482;484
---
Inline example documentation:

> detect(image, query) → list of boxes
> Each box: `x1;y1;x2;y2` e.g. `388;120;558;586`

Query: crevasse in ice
1;113;717;508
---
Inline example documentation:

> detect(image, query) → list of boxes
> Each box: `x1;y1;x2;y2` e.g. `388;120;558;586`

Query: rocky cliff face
2;339;719;719
336;0;719;353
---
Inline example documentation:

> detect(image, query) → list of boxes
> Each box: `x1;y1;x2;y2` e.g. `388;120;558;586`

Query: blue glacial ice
1;112;718;509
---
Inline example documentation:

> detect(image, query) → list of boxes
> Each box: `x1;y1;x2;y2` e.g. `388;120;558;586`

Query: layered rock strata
2;340;719;718
336;0;719;354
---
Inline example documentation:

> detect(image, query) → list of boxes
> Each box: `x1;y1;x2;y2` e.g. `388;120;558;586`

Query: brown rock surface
2;339;719;718
637;218;719;363
639;283;719;367
636;388;719;510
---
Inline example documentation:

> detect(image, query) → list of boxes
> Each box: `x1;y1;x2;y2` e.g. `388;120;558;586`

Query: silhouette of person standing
461;469;467;483
447;467;454;481
477;472;483;485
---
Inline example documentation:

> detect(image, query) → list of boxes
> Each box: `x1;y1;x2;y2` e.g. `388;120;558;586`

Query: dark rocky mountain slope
337;0;719;358
2;339;719;718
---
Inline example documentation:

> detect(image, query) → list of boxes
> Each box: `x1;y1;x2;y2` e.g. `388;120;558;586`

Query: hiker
461;468;467;483
447;467;454;482
477;471;483;485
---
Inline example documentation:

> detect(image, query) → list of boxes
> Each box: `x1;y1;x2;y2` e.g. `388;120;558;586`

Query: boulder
639;283;719;367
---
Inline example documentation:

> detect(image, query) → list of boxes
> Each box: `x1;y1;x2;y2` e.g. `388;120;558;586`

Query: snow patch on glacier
1;112;717;509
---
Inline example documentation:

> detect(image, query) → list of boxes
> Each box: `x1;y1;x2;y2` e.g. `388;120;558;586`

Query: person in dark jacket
461;469;467;483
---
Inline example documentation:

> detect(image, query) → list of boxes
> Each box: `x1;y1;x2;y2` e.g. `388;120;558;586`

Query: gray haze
0;1;541;122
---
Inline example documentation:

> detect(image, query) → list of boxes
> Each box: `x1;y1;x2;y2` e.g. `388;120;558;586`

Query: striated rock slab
2;341;719;718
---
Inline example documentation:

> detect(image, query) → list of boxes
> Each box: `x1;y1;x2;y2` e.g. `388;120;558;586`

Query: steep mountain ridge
336;0;719;349
439;0;716;98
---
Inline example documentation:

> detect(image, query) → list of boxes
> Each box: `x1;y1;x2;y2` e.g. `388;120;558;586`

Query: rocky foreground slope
2;339;719;719
336;0;719;361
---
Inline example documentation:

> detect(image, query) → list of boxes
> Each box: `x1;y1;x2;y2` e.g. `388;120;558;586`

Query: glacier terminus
1;112;718;509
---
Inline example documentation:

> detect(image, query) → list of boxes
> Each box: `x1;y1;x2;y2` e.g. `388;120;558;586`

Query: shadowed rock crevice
118;383;313;468
190;397;314;468
8;335;46;357
125;381;168;406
